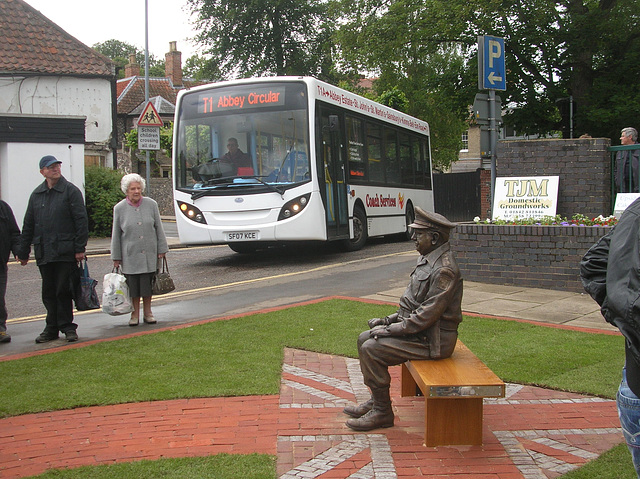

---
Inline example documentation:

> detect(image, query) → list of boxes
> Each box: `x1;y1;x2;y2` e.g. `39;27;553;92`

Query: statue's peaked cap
409;207;456;231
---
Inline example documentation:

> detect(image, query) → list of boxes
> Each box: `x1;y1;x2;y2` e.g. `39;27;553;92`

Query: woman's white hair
120;173;146;194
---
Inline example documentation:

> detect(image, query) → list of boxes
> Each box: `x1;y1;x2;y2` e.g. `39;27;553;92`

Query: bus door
319;108;349;240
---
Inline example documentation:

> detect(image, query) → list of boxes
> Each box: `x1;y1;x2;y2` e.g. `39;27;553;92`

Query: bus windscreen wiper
190;177;235;200
249;176;285;197
191;176;284;200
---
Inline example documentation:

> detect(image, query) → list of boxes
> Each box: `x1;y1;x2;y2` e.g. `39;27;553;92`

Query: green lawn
29;454;275;479
0;298;630;478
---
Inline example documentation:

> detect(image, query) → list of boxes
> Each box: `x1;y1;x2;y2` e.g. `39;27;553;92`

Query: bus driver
221;137;252;174
191;137;253;181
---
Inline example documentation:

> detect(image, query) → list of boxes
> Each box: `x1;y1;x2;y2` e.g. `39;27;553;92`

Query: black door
319;108;349;240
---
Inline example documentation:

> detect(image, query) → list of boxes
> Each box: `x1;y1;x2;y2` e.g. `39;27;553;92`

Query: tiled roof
357;77;377;91
117;76;204;116
117;77;179;116
0;0;114;77
130;96;176;116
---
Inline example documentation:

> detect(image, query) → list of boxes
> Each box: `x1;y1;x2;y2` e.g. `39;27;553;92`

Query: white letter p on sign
489;40;501;68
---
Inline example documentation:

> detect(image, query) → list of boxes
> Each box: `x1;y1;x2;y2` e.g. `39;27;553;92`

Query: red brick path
1;347;623;479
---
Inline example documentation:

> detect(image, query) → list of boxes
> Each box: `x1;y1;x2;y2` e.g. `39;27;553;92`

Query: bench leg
424;397;483;447
401;363;419;397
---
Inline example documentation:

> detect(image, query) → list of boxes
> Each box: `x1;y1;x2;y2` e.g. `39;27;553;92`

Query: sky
24;0;201;60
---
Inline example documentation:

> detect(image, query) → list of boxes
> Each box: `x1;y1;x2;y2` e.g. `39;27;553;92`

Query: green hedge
85;166;124;237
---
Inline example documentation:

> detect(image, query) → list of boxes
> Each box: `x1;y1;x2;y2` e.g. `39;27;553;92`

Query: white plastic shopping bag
101;268;134;316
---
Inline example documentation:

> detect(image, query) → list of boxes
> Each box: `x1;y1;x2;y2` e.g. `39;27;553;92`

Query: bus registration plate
226;231;259;241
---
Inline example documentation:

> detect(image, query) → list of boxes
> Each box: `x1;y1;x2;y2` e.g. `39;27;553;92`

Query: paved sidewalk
365;281;616;334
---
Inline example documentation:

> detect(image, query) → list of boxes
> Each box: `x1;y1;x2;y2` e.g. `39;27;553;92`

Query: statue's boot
343;398;373;418
346;387;394;431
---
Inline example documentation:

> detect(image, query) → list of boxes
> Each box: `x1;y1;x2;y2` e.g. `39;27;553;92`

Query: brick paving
0;347;623;479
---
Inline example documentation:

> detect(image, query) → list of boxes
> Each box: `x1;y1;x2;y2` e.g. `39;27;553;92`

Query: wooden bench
401;339;505;447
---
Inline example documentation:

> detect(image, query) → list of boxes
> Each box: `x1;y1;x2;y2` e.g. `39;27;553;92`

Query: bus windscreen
175;82;310;192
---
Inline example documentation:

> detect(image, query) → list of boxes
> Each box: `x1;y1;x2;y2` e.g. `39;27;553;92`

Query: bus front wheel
342;206;367;251
403;203;415;241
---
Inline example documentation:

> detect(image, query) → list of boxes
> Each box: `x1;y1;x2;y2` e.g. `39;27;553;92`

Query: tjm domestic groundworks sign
492;176;560;221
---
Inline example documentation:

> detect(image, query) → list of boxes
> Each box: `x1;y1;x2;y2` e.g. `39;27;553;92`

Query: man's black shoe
35;333;58;343
65;331;78;342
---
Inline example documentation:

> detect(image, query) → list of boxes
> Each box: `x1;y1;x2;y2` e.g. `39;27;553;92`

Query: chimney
124;53;140;78
165;41;183;87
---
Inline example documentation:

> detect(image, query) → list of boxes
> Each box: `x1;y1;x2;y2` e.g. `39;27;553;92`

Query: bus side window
384;127;400;185
422;138;432;189
366;122;384;183
346;116;365;180
399;133;413;186
413;137;431;189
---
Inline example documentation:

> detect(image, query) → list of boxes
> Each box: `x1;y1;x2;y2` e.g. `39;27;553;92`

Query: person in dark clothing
581;197;640;476
220;137;252;173
615;127;640;193
191;137;253;181
0;200;20;343
17;155;89;343
344;207;463;431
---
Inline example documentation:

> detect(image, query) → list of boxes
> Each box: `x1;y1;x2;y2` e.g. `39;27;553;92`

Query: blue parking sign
478;35;506;91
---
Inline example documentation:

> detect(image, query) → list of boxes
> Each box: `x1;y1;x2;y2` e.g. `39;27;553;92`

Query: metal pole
569;95;573;139
489;89;497;212
144;0;151;194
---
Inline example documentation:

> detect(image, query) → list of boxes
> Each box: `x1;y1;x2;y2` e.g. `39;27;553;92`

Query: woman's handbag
74;259;100;311
101;267;134;315
152;257;175;295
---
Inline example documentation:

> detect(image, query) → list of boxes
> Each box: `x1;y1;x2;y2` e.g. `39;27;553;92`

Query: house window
461;131;469;152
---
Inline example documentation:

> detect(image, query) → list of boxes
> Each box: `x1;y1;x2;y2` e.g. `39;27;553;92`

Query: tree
463;0;640;139
336;0;640;145
186;0;339;81
336;1;473;168
93;40;165;79
183;54;224;81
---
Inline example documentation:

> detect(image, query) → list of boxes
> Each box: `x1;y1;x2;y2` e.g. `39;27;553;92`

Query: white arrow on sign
488;71;503;85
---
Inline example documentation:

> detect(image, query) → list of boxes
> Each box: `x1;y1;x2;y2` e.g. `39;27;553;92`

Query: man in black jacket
615;127;640;193
18;155;88;343
581;198;640;476
0;200;20;343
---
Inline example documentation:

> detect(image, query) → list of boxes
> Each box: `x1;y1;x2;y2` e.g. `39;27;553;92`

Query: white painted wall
0;76;112;143
0;142;85;229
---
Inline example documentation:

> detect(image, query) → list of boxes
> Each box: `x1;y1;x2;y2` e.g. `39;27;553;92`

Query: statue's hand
370;325;391;339
368;317;386;329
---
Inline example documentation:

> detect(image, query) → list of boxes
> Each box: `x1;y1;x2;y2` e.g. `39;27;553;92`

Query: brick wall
450;223;610;292
147;178;174;216
479;169;492;220
496;138;611;218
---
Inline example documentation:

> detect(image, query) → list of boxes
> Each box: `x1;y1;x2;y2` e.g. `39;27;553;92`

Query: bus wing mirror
329;115;339;132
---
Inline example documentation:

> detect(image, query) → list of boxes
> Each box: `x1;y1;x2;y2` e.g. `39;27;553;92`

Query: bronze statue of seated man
345;207;463;431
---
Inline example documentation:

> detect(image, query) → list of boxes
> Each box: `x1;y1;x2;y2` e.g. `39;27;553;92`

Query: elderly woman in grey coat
111;173;168;326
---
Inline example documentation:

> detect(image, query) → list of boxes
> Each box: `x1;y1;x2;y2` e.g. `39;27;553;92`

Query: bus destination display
199;87;286;114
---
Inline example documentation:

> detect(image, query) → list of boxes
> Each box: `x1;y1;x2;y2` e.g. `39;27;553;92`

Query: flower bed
474;214;617;227
451;222;611;293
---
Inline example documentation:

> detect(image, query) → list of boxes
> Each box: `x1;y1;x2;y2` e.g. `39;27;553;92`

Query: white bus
173;77;433;253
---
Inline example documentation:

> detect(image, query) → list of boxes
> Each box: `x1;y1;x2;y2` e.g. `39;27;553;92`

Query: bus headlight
177;201;207;224
278;194;311;221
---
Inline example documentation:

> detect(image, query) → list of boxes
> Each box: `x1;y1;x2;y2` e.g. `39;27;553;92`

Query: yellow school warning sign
137;101;163;150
